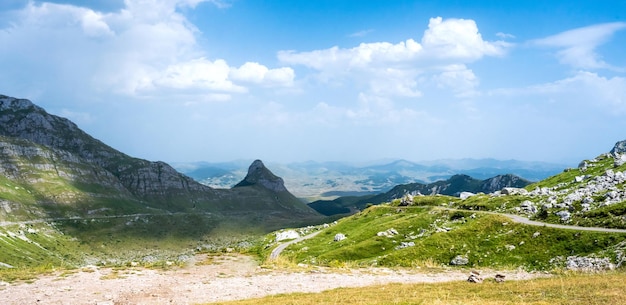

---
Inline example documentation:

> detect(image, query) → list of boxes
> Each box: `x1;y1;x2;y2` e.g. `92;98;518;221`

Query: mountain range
308;173;531;215
0;95;321;227
174;158;565;201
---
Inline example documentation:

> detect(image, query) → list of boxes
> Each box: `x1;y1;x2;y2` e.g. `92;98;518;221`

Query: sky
1;0;625;166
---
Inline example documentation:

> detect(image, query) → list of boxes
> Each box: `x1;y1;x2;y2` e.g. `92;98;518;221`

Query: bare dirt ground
0;254;546;305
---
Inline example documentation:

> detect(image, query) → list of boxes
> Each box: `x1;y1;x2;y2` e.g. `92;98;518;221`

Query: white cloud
431;64;479;98
153;58;246;92
496;32;515;39
531;22;626;70
421;17;509;60
490;71;626;113
0;0;291;100
368;68;422;98
348;29;374;37
229;62;295;87
278;17;508;100
80;10;114;37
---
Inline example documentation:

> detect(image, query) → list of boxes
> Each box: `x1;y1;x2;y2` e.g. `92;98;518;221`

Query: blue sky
1;0;625;165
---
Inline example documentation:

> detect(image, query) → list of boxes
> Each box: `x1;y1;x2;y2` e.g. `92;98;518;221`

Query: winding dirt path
494;212;626;233
269;231;321;260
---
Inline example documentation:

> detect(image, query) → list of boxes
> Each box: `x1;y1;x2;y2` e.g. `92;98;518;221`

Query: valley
2;94;626;304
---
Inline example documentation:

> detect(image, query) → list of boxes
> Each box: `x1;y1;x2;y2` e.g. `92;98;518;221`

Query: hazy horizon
1;0;625;165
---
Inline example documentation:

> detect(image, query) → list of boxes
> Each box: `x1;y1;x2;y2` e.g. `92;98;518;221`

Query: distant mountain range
307;173;531;215
174;158;565;200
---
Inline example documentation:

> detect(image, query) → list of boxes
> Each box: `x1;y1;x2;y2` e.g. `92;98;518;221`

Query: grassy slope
273;205;626;270
208;273;626;305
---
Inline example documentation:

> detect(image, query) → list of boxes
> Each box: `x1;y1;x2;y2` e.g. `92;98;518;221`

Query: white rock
555;210;571;221
276;230;300;241
334;233;347;242
460;192;475;200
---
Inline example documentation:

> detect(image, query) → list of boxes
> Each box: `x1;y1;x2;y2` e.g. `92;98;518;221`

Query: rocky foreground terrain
0;254;545;305
451;139;626;229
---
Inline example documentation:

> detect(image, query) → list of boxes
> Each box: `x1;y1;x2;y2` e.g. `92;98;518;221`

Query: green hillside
269;204;626;270
265;141;626;271
0;95;324;274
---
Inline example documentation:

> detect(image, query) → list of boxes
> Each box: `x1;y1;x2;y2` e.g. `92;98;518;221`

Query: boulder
467;270;482;283
459;192;475;200
501;187;528;195
520;200;537;214
614;154;626;167
399;194;415;206
555;210;571;221
276;230;300;242
334;233;346;242
450;255;469;265
395;242;415;250
377;228;399;237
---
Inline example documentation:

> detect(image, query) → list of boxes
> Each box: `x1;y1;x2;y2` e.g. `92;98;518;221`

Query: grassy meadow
207;272;626;305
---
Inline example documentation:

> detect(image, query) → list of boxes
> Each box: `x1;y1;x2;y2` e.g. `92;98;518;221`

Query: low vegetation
207;272;626;305
270;205;626;270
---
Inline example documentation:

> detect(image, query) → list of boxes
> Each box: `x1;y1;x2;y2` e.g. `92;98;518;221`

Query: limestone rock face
480;174;529;193
610;140;626;156
0;95;213;204
234;160;288;192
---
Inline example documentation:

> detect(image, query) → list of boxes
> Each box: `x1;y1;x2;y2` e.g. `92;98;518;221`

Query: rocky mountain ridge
176;158;564;200
0;94;320;221
308;173;531;216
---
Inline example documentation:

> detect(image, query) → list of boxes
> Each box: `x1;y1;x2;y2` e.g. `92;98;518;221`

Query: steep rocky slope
0;94;320;220
448;140;626;229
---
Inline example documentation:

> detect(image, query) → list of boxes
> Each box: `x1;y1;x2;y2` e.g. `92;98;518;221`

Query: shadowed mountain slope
0;94;321;221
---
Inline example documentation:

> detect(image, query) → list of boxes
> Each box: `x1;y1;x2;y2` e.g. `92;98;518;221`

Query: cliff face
0;95;320;220
0;95;212;204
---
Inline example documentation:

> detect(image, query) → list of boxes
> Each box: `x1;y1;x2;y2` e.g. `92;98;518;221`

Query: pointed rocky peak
234;159;288;192
610;139;626;156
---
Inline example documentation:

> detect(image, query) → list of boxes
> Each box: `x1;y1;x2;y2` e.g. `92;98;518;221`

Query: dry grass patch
208;272;626;305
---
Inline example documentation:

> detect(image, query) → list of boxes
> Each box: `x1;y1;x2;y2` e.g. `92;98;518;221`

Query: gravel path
430;206;626;233
496;212;626;233
0;254;546;305
269;231;321;260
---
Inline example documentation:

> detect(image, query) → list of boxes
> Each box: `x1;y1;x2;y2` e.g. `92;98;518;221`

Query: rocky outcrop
233;160;288;192
481;175;529;193
610;140;626;156
550;255;616;271
487;140;626;228
450;255;469;265
0;95;211;203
